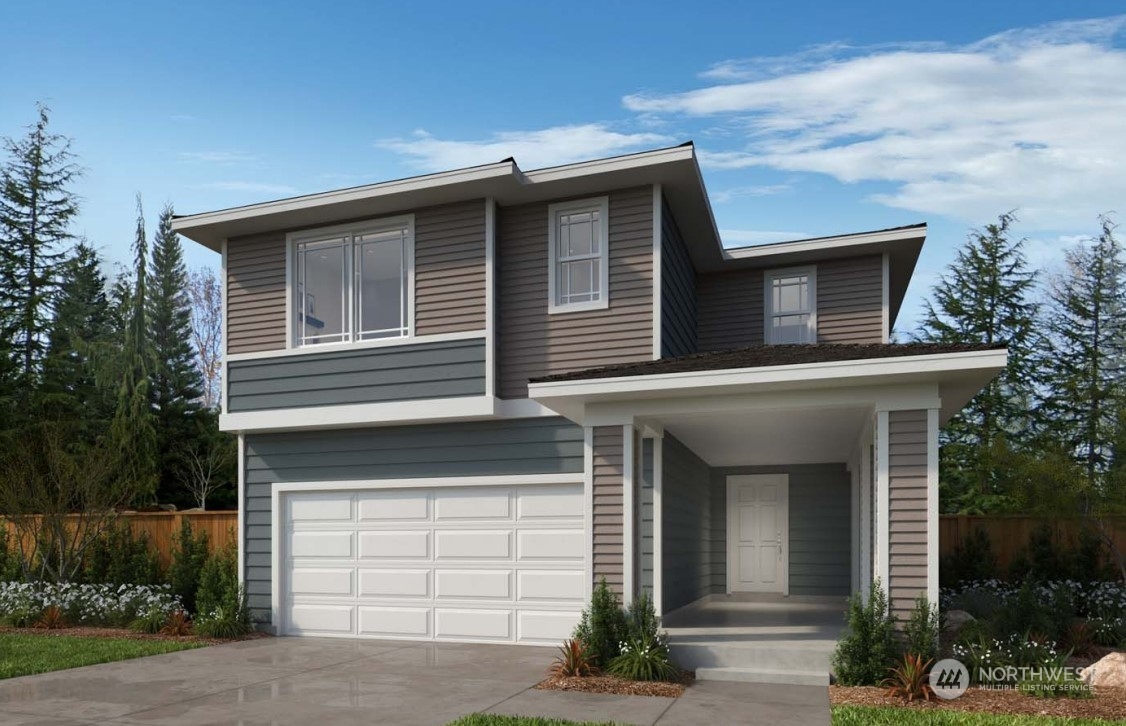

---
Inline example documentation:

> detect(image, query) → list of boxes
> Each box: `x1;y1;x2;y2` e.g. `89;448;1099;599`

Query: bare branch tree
176;437;233;511
187;267;222;409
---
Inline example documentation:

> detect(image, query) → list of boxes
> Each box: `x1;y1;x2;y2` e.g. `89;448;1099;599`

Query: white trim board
622;424;635;603
484;197;497;398
652;433;664;616
547;196;610;315
651;184;662;359
926;407;940;606
220;395;497;433
226;329;486;362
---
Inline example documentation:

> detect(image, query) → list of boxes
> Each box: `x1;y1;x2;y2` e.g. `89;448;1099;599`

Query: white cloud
200;181;299;196
180;151;256;164
712;184;791;204
623;16;1126;228
719;228;811;247
378;124;671;171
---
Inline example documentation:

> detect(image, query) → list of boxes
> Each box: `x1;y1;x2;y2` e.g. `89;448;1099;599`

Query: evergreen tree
109;196;158;501
0;105;81;410
39;242;116;432
1041;216;1126;489
147;204;204;504
915;213;1041;512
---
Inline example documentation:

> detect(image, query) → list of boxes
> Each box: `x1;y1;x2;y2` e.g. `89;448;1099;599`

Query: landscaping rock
943;609;975;638
1081;651;1126;688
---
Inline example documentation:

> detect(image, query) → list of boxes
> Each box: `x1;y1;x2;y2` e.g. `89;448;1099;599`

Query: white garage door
280;483;586;645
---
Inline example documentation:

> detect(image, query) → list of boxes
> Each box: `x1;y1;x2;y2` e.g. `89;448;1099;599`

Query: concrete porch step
694;666;830;686
670;642;833;671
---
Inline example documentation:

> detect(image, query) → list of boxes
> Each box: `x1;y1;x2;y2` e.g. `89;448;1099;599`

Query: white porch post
622;424;636;604
652;433;664;617
875;410;890;590
927;407;940;607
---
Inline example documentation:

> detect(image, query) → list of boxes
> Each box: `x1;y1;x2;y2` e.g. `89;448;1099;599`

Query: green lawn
0;633;208;679
832;706;1118;725
448;716;620;726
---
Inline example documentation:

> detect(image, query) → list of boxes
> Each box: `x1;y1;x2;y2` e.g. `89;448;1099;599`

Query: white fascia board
723;225;926;262
529;349;1007;401
220;396;497;433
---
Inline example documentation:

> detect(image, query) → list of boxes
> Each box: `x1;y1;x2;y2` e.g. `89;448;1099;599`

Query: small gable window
766;267;816;344
548;197;610;313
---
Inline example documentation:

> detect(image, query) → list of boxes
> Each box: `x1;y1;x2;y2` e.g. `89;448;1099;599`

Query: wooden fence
939;515;1126;570
1;511;238;570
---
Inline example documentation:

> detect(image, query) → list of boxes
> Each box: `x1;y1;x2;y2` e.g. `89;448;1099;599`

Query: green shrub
130;607;168;634
1018;669;1091;699
193;543;251;639
990;580;1056;641
623;591;660;643
194;591;250;639
167;519;209;614
940;527;997;587
606;632;677;681
572;578;627;668
832;579;897;686
903;595;939;661
82;524;161;586
1073;527;1112;583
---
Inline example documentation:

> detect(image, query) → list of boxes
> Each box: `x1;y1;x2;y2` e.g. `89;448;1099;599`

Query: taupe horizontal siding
225;201;486;355
593;426;624;595
226;337;485;412
639;437;655;596
888;409;929;620
660;200;697;357
662;434;711;612
817;255;884;343
242;417;584;622
696;269;764;350
415;200;487;335
227;232;287;354
498;187;654;398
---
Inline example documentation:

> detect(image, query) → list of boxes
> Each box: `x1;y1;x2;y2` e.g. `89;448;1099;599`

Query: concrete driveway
0;637;828;725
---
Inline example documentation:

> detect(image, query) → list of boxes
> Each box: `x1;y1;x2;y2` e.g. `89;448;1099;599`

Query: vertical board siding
639;438;655;596
711;464;852;597
817;255;884;343
225;201;487;355
696;269;765;351
242;417;584;622
662;434;712;613
497;187;655;399
414;199;487;335
888;409;929;620
592;426;625;594
227;231;288;354
660;200;698;357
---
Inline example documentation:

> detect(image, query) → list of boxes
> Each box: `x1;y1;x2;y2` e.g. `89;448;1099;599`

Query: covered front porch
529;344;1007;684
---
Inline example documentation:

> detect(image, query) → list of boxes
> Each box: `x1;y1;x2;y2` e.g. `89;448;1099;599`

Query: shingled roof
529;343;1007;384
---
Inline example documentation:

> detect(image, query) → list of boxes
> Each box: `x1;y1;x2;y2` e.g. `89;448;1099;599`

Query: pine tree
109;196;158;501
915;213;1041;512
39;242;116;432
147;204;205;504
0;105;81;410
1042;216;1126;489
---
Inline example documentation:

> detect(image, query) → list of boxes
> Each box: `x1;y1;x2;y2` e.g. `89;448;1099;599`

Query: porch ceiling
661;406;871;467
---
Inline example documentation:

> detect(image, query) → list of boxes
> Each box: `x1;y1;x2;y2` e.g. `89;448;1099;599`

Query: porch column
589;426;626;598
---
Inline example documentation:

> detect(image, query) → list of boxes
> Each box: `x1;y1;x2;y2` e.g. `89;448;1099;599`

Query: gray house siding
661;434;712;613
711;464;852;597
497;187;655;399
696;268;765;351
227;337;485;412
639;438;654;597
888;409;929;621
227;231;288;354
592;426;625;594
660;200;697;357
242;417;584;623
817;255;884;343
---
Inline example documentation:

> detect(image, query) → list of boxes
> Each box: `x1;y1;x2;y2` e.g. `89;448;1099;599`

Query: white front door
727;474;789;594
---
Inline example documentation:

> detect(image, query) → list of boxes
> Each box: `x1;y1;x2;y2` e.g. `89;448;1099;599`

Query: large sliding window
292;217;412;347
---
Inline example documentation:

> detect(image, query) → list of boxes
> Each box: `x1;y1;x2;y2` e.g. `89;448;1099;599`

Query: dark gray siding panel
662;434;712;613
660;200;697;358
242;417;584;622
227;338;485;412
711;464;852;597
696;268;765;351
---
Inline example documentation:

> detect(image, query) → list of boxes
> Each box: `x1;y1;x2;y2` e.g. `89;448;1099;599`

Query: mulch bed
0;625;269;645
831;684;1126;721
536;673;692;698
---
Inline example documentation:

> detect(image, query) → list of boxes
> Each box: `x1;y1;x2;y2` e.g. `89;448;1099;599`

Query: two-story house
173;143;1005;684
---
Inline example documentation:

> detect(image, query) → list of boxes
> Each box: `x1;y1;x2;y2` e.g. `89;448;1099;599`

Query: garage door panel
435;489;511;520
359;569;430;598
289;604;354;634
435;608;512;640
518;485;584;519
290;531;353;558
518;611;582;644
436;569;512;600
358;606;431;638
358;491;430;521
290;568;354;596
289;494;353;522
517;570;585;602
435;530;511;560
359;530;430;559
517;530;584;561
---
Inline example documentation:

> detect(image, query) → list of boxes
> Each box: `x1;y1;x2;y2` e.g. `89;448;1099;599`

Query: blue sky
3;1;1124;332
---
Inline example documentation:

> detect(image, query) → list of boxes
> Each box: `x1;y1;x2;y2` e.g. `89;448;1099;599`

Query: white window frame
765;266;817;344
286;215;415;349
548;197;610;314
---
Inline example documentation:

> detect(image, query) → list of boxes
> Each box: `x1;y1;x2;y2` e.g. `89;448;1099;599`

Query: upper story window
291;217;413;347
548;197;610;314
766;267;816;344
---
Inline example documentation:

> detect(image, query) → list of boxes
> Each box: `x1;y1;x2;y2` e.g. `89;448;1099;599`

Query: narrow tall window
549;198;609;313
293;219;411;347
766;268;816;344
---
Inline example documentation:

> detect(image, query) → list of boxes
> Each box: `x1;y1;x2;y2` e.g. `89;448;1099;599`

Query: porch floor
663;595;846;686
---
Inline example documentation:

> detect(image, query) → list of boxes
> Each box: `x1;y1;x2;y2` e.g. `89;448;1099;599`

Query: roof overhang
527;348;1007;425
